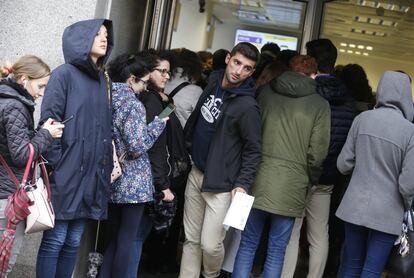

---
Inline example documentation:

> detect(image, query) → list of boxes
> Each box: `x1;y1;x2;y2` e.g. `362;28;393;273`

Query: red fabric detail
0;228;16;277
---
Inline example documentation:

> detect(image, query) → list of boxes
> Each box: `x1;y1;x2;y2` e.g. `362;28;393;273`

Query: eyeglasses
137;79;148;86
154;68;171;77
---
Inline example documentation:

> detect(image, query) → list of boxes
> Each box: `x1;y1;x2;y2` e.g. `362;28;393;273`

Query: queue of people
0;18;413;278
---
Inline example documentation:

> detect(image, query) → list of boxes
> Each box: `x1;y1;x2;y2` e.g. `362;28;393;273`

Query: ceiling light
349;44;356;48
355;51;361;55
347;50;353;54
340;49;346;53
340;43;347;47
357;45;364;49
375;31;386;37
366;46;373;50
370;18;381;24
358;1;410;13
363;52;369;56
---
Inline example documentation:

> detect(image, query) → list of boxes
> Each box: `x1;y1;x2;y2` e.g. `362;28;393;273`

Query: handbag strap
0;154;20;187
94;221;100;252
0;143;35;188
31;156;53;202
169;82;190;99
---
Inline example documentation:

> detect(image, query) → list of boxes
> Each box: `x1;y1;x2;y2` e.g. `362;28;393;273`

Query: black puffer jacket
315;75;357;185
0;78;53;199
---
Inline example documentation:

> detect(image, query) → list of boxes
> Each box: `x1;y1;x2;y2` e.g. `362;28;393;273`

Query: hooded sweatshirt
185;70;261;193
336;71;414;235
40;19;114;220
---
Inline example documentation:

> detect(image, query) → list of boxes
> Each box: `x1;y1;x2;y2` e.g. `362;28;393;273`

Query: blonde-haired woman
0;55;64;276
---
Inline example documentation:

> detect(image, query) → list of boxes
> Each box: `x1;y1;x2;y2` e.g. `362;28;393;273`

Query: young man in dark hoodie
179;42;262;278
282;39;356;278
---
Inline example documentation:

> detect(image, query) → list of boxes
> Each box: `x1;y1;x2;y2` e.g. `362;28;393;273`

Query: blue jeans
338;222;397;278
127;213;152;278
233;208;295;278
36;219;86;278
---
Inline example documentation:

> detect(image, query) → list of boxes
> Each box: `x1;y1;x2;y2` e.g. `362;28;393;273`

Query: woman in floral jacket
99;53;167;278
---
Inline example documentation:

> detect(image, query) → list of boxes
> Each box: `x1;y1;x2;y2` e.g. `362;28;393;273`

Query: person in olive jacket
36;19;113;278
233;69;331;278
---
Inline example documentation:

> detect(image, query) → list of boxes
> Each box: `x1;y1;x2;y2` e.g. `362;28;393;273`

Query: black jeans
99;203;146;278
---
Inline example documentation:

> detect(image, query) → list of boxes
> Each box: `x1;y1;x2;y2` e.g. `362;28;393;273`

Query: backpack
166;82;191;181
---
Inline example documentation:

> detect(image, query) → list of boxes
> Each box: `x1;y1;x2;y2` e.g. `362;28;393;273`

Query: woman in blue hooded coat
36;19;114;278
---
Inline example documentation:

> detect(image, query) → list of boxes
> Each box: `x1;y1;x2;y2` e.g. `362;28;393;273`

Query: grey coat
336;71;414;235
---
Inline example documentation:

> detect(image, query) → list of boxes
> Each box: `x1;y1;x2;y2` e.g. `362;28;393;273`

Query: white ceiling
208;0;414;62
322;0;414;62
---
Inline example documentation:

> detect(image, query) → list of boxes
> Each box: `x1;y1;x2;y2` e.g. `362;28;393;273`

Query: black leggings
99;203;145;278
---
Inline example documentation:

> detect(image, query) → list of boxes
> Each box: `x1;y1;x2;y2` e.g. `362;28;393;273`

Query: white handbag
24;159;55;234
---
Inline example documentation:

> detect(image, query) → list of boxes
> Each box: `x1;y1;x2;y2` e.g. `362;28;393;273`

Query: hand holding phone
159;104;175;119
61;115;74;124
50;115;74;125
42;118;65;139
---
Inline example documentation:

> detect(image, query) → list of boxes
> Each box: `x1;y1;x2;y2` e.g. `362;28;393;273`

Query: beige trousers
179;166;231;278
281;184;333;278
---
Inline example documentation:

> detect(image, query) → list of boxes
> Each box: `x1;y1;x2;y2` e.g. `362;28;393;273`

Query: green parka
252;71;331;218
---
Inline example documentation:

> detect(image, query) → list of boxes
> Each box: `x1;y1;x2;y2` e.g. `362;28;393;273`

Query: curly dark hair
339;64;375;103
176;49;202;82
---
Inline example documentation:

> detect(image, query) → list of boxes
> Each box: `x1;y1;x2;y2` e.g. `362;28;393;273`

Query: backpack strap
169;82;190;99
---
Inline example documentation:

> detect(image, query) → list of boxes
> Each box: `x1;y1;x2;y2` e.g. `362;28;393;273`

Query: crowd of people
0;18;413;278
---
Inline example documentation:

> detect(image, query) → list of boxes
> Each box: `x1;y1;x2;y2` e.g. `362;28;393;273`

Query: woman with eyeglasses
98;53;168;278
138;50;175;203
124;50;180;277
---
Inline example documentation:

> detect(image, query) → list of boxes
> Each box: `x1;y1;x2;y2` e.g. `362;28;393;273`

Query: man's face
223;52;256;87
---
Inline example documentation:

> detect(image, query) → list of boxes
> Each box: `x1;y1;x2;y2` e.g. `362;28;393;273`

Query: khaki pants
281;185;333;278
179;166;231;278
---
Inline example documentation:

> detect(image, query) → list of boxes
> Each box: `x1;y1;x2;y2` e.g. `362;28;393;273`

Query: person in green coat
233;56;331;278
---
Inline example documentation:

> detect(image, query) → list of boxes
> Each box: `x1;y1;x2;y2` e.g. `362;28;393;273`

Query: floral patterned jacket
110;82;166;203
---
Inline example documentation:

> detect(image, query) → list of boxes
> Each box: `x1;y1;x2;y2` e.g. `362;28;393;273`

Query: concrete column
298;0;332;54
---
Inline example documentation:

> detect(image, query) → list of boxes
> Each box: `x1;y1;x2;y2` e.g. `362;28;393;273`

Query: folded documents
223;192;255;231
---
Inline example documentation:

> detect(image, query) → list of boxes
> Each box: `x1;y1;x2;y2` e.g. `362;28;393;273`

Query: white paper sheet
223;192;255;231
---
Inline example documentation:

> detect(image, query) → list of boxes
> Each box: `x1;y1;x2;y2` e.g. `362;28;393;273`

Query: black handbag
386;209;414;277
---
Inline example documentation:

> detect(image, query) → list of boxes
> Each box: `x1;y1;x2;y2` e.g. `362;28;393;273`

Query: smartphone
159;104;175;119
61;115;74;124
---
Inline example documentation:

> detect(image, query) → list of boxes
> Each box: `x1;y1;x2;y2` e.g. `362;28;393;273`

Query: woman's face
129;73;150;93
90;25;108;64
22;75;50;99
150;60;170;90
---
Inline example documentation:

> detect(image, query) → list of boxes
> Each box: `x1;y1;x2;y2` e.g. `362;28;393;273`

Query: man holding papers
179;42;262;278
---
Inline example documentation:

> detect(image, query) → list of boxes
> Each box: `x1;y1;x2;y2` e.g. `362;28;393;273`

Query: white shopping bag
223;192;254;231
